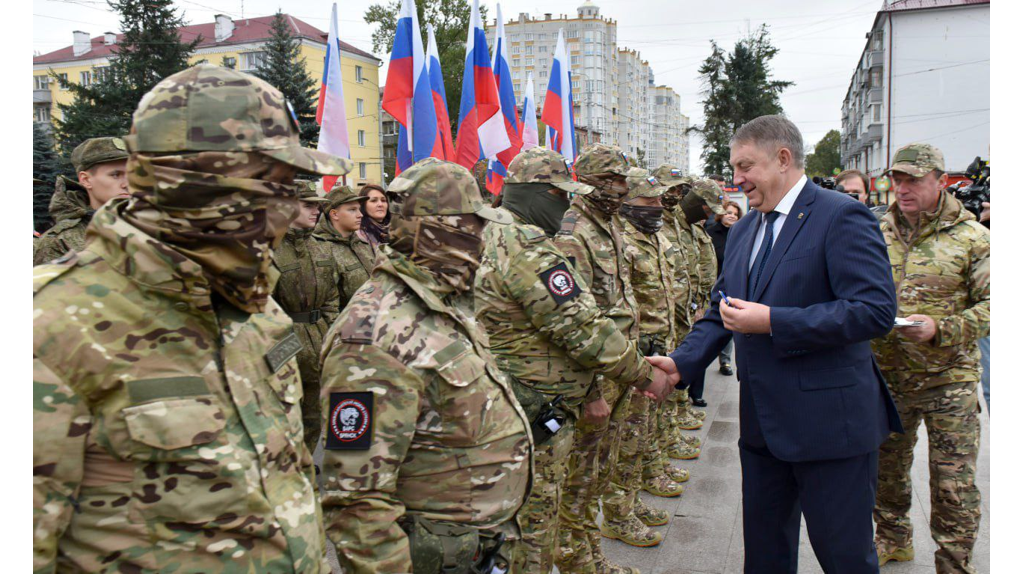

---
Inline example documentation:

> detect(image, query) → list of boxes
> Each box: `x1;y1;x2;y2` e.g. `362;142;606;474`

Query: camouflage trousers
875;372;982;574
557;378;631;573
602;390;655;520
510;417;576;574
296;344;324;453
642;397;673;480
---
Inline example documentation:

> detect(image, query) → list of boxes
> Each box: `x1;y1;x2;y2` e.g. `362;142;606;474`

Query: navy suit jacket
670;180;903;462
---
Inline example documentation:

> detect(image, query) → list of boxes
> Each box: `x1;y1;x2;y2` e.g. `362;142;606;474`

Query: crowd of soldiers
33;62;988;574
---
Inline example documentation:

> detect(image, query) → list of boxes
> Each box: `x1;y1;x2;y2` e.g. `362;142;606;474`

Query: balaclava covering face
501;183;571;237
620;202;664;234
389;212;487;293
122;151;299;313
580;174;630;216
679;185;708;224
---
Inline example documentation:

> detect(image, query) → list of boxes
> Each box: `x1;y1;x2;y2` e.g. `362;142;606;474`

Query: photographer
836;169;873;206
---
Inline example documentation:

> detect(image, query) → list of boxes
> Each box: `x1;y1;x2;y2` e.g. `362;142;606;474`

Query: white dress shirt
749;174;808;270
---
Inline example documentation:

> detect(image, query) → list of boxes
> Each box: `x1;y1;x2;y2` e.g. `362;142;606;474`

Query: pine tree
694;42;732;177
51;0;200;158
253;12;320;147
33;122;71;233
805;129;842;177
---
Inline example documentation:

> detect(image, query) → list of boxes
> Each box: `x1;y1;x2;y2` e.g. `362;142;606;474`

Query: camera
814;176;858;200
947;156;989;224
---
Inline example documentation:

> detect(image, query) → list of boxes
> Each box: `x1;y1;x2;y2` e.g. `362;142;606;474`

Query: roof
884;0;989;13
33;14;378;65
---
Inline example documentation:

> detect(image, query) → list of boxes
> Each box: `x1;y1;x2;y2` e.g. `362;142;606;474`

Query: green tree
52;0;200;157
365;0;486;132
804;129;842;178
253;11;320;147
33;123;71;233
692;26;794;177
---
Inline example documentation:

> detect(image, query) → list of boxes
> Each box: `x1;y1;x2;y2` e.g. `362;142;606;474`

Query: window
94;66;111;83
513;58;520;67
512;45;521;54
539;45;547;53
513;71;520;80
359;163;367;179
525;45;533;55
223;56;237;69
571;55;580;65
355;65;364;82
872;104;881;122
357;98;364;116
872;30;883;51
567;30;579;39
34;105;51;123
540;70;547;78
34;75;50;90
357;130;366;147
514;82;521;93
571;80;580;91
525;33;533;40
57;73;68;90
241;51;266;70
79;71;92;87
870;68;882;88
526;57;534;66
383;120;397;136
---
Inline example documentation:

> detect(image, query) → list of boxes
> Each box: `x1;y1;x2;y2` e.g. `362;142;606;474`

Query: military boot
642;475;684;497
588;531;641;574
664;465;690;483
601;514;663;547
876;539;915;566
690;405;707;421
634;498;670;527
682;434;701;448
679;409;704;430
668;440;700;460
556;527;595;574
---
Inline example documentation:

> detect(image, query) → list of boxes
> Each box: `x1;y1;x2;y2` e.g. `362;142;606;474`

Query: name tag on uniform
265;332;303;373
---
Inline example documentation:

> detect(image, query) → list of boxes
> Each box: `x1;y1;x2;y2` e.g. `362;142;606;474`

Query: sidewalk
602;362;991;574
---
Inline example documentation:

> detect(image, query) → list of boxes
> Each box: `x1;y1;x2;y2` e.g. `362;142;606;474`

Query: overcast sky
33;0;883;172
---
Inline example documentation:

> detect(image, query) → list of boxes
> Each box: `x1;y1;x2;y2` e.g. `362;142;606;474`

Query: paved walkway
602;361;991;574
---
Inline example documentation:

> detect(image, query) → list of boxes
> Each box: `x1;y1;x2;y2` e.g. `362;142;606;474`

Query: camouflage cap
505;147;594;195
387;157;512;224
296;180;328;203
652;164;686;187
325;184;366;210
625;167;667;200
71;137;129;173
885;143;945;178
574;143;631;177
124;63;353;176
691;178;727;215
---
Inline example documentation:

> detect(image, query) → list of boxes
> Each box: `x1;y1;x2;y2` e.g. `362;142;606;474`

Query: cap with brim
883;163;929;178
551;180;595;195
691;179;726;215
262;147;354;176
475;203;513;224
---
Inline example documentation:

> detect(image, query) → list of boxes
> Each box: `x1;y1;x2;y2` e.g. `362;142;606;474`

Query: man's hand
980;201;990;223
645;356;681;388
720;297;772;334
582;397;611;425
637;367;673;402
901;314;937;343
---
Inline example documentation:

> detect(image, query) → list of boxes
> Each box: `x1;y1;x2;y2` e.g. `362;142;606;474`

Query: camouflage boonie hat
652;164;686;187
505;147;594;195
574;143;631;177
325;184;366;210
296;180;328;203
885;143;945;178
124;63;353;176
625;167;667;200
387;157;512;224
691;178;726;215
71;137;129;173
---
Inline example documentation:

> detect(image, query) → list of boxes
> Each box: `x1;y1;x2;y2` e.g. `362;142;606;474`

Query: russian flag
316;3;351;191
426;24;455;161
383;0;439;176
454;0;510;171
521;72;539;151
485;3;523;195
542;29;577;163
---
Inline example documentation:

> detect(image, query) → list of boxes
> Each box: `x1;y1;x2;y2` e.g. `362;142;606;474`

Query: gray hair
730;115;805;169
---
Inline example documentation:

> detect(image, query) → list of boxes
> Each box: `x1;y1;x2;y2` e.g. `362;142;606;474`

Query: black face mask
661;190;681;210
680;191;708;224
620;204;664;235
502;183;571;237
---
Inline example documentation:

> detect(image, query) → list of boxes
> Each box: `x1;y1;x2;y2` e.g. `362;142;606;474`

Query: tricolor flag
426;24;455;161
521;72;539;150
454;0;510;171
383;0;439;176
316;3;351;190
542;29;577;163
485;3;523;195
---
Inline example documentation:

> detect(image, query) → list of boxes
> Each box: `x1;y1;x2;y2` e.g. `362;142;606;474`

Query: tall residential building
616;48;652;160
840;0;990;182
650;86;689;171
33;14;386;186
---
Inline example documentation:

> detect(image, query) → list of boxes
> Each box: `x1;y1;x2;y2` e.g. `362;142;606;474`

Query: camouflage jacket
319;250;533;574
475;210;653;416
676;216;717;313
555;200;640;402
312;215;378;311
621;218;676;348
33;176;94;266
872;192;990;381
33;205;328;573
272;227;341;380
661;211;697;332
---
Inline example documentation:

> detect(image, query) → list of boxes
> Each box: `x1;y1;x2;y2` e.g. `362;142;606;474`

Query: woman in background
359;184;390;246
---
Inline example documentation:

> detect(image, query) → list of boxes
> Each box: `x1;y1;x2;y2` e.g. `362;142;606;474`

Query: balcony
869;50;884;69
33;89;51;104
868;87;883;104
864;124;883;143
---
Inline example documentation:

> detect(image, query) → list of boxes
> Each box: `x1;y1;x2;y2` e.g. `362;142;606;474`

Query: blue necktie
748;211;780;297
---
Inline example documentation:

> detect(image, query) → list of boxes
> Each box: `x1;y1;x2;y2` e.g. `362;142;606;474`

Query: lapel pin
797;212;805;220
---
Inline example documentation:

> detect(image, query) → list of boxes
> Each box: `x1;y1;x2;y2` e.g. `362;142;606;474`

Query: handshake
635;356;682;402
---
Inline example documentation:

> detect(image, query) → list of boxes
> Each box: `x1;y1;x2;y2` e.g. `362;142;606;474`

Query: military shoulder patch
538;262;582;306
265;332;303;373
517;224;546;243
557;211;579;236
326;392;374;450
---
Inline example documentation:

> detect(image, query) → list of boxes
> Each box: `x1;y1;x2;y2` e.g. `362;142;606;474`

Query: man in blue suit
649;115;902;574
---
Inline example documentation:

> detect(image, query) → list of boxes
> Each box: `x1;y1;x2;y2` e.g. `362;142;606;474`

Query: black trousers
739;442;881;574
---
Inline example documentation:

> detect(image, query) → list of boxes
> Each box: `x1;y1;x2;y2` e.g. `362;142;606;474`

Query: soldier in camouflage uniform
319;157;533;574
554;144;645;574
474;148;667;573
33;137;129;265
599;169;681;548
272;181;341;452
313;184;378;310
871;144;989;573
33;63;353;573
